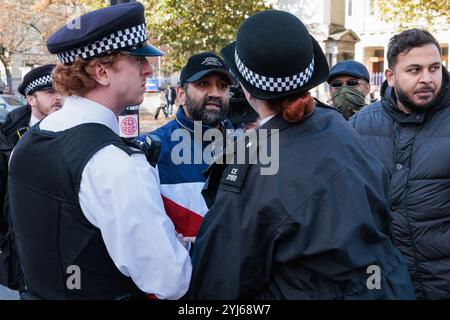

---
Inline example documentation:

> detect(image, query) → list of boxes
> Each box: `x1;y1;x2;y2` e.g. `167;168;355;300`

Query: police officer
328;60;371;119
1;64;61;147
8;2;191;300
186;10;416;300
0;64;61;291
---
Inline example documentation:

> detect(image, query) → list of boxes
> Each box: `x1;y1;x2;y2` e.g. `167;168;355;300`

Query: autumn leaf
376;0;449;31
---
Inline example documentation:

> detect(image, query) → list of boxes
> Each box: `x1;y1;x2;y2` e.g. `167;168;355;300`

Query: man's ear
240;84;262;114
241;84;254;103
177;85;186;106
385;68;395;87
26;94;36;108
90;62;110;86
362;83;371;96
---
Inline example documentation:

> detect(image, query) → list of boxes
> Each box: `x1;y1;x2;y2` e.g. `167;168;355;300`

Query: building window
374;49;384;58
348;0;353;16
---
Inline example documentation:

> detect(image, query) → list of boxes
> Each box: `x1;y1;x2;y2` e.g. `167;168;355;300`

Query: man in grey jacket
349;28;450;299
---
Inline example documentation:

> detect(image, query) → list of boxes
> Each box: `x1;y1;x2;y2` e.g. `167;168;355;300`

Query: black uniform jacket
186;104;416;300
1;105;30;224
0;105;29;290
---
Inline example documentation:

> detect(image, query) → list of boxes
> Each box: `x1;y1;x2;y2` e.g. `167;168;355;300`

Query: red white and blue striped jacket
137;107;235;237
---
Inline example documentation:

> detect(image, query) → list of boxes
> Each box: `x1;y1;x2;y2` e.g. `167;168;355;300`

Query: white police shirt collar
260;114;276;127
29;113;41;127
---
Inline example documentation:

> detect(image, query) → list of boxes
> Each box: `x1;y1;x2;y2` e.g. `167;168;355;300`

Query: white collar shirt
260;114;276;127
29;113;40;127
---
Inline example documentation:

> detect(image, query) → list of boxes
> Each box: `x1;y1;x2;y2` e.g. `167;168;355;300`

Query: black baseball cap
180;52;235;86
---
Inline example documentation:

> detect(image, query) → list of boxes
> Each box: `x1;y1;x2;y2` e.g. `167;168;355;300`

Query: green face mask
331;86;367;118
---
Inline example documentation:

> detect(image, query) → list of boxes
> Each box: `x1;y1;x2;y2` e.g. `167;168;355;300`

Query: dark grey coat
349;69;450;299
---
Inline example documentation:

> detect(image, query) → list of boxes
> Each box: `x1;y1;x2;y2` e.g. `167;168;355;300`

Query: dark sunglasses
329;79;367;88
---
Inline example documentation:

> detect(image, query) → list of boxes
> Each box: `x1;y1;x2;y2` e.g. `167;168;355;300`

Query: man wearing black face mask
349;29;450;300
328;60;370;119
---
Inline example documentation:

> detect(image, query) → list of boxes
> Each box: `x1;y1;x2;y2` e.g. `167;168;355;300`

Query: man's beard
395;84;439;113
36;100;62;117
185;94;229;127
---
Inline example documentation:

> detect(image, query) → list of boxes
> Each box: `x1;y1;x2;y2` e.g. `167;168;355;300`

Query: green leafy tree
54;0;272;73
376;0;449;31
145;0;271;72
0;0;83;89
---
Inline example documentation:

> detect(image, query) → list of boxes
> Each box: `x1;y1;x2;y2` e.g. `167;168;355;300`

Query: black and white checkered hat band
57;23;148;64
235;49;315;92
24;75;52;96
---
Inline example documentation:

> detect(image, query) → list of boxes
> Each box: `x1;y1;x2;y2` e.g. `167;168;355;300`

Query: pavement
138;103;177;135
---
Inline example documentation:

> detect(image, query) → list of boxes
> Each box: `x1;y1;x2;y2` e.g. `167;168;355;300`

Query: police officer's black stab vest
8;123;146;300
